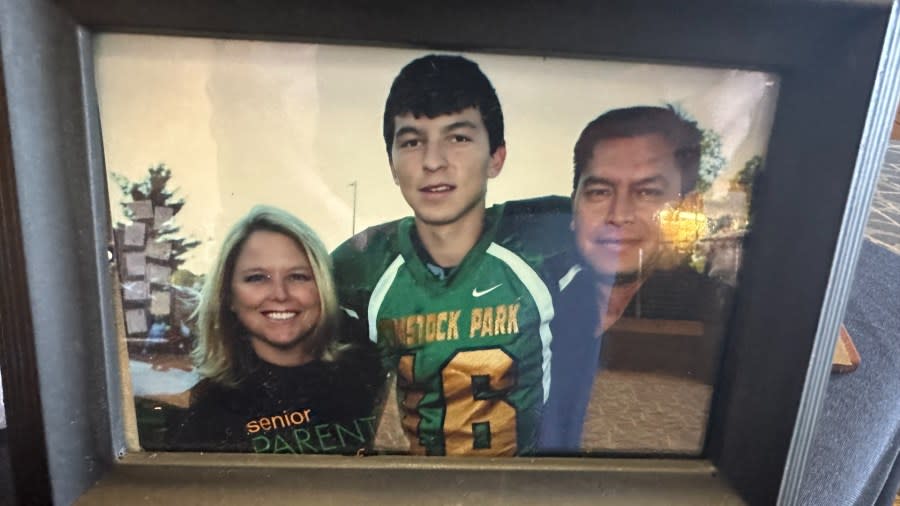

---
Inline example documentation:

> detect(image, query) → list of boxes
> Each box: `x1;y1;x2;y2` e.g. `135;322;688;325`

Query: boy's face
390;107;505;227
572;133;684;279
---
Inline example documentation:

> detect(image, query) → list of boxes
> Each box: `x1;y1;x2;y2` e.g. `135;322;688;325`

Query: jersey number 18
398;348;518;455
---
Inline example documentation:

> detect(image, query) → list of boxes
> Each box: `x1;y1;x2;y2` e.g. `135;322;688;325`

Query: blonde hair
191;205;341;386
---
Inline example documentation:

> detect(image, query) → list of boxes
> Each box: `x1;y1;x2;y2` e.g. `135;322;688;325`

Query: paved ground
580;370;711;454
578;360;711;454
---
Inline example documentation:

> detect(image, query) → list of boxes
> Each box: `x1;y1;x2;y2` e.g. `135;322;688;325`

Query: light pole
349;180;358;235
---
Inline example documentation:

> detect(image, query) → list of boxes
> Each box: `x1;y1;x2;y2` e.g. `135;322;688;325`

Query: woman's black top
169;340;382;454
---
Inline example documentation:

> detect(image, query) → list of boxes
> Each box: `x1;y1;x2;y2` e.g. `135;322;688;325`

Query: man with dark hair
571;106;702;285
540;106;731;452
572;106;702;202
333;54;568;456
382;54;505;160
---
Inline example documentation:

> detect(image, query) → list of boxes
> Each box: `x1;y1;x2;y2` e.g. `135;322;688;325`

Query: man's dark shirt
168;338;382;454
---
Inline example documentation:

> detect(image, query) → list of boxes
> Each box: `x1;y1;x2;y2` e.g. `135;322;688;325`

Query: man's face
572;133;684;279
390;107;505;227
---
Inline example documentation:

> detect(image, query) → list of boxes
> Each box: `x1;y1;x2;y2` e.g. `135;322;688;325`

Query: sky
94;34;779;274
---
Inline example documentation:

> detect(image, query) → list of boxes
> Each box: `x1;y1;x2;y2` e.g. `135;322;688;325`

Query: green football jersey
332;197;570;456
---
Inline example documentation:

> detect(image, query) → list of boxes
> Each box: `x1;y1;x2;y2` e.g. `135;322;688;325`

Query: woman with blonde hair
171;206;381;454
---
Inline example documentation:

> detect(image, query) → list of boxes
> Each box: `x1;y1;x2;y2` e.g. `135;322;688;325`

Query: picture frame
0;1;898;504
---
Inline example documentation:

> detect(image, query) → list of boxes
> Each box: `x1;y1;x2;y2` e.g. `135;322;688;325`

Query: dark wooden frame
1;0;898;504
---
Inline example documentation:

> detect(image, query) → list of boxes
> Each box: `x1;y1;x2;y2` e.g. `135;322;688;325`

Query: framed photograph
1;1;898;504
96;35;779;459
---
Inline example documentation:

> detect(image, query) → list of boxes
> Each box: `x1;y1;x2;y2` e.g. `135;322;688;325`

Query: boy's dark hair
573;106;702;195
383;54;505;158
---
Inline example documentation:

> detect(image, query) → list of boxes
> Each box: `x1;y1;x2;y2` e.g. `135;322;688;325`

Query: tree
696;127;726;193
111;164;199;271
667;103;728;194
731;155;763;194
111;164;200;345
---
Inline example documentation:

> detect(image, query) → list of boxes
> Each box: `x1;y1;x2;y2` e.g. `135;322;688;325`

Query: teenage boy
332;54;568;456
540;106;732;451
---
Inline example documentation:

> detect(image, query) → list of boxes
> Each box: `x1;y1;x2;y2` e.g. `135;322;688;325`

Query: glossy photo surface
95;34;779;456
